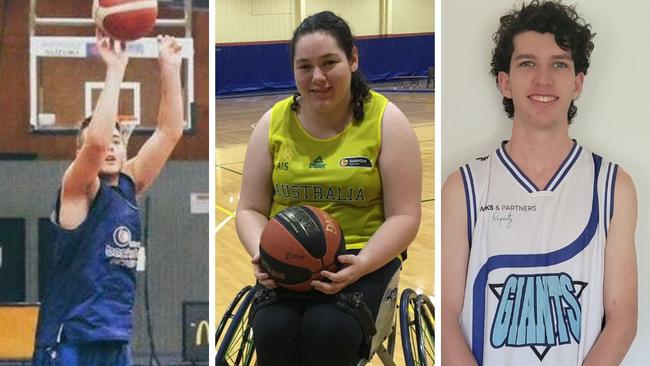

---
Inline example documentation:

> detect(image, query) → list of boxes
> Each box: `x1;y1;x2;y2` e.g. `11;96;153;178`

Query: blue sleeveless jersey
35;173;141;347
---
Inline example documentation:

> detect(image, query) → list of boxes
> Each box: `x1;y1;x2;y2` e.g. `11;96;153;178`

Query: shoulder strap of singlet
460;163;478;248
116;173;138;209
600;157;619;238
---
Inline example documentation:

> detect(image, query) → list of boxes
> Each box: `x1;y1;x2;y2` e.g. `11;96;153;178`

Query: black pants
252;257;401;366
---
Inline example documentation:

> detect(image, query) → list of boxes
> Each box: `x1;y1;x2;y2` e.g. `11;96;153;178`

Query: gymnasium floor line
216;164;243;175
215;216;234;234
216;205;235;217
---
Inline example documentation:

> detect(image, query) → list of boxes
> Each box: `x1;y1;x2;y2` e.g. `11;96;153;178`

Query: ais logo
490;273;587;360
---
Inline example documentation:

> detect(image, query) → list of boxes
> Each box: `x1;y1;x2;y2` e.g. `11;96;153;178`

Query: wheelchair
216;270;435;366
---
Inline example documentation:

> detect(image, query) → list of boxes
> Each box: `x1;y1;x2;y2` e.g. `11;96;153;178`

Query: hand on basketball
311;254;370;294
158;35;182;69
252;253;278;289
96;29;129;70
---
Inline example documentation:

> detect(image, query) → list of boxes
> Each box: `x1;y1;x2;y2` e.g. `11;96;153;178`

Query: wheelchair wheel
416;294;435;365
216;286;257;366
216;285;253;343
399;289;435;366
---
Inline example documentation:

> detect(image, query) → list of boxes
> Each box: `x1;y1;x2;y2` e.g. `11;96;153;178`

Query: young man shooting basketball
32;32;183;366
442;1;637;365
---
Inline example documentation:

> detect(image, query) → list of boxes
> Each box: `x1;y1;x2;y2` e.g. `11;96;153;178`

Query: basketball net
118;115;138;145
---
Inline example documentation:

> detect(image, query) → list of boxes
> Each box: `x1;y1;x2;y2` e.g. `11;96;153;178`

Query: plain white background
441;0;649;363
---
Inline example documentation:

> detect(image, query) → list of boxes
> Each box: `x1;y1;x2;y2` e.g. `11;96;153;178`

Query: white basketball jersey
459;141;618;366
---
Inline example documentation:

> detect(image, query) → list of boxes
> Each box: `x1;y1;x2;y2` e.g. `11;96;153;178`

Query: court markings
215;215;234;234
216;203;236;233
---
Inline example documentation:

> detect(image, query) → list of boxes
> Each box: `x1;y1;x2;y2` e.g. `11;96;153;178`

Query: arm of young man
312;102;422;294
235;110;277;288
123;36;184;195
59;36;128;230
583;168;638;366
441;171;479;366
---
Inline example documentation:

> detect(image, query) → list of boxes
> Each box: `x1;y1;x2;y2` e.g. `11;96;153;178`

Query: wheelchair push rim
216;285;253;343
399;288;435;366
216;286;257;366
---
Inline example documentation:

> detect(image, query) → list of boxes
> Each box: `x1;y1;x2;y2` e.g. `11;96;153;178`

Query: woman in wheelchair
235;10;422;366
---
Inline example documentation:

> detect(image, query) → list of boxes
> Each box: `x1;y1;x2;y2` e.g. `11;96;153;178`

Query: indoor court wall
215;0;295;44
390;0;435;34
305;0;381;36
0;0;209;160
216;0;434;95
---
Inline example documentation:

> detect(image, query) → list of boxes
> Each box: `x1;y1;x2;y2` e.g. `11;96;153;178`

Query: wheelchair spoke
217;286;252;343
217;286;258;366
416;294;435;366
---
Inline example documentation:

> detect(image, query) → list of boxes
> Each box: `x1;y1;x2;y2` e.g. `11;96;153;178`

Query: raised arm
312;102;422;294
583;168;638;365
235;110;277;288
59;34;128;229
441;171;478;365
123;35;184;195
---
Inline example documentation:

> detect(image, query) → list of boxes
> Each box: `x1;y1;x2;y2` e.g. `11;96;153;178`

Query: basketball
93;0;158;41
259;205;345;292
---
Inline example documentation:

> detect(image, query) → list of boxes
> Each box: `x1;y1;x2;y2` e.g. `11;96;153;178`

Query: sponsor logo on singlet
479;203;537;212
113;226;132;247
105;226;141;268
479;203;537;230
489;273;587;360
309;156;326;169
339;156;373;168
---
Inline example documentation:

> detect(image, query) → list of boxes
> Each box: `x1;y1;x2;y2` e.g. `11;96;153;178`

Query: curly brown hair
491;0;595;123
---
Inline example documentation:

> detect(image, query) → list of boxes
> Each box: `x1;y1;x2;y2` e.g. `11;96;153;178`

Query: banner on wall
216;33;434;95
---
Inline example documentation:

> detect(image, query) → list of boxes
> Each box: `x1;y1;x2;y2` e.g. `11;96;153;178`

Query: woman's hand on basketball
95;29;128;71
158;35;183;69
252;253;278;289
312;254;371;294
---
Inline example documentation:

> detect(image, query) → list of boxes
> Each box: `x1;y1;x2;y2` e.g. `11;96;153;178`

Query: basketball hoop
118;115;138;145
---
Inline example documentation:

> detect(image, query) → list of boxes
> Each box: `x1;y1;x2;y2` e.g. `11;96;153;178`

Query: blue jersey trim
467;165;477;235
460;166;474;246
470;153;602;365
544;140;577;190
497;141;581;193
610;165;618;223
604;163;612;237
496;148;536;193
547;145;582;191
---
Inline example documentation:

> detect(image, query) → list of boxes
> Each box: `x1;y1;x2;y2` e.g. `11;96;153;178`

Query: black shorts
251;257;401;366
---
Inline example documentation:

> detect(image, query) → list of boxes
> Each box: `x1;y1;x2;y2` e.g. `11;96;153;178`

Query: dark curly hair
490;0;595;123
289;11;371;121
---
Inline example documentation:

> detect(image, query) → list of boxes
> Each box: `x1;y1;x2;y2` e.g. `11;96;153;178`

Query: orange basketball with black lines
93;0;158;41
259;205;345;292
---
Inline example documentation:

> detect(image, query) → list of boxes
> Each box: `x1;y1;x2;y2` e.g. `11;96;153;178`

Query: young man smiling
442;1;638;365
